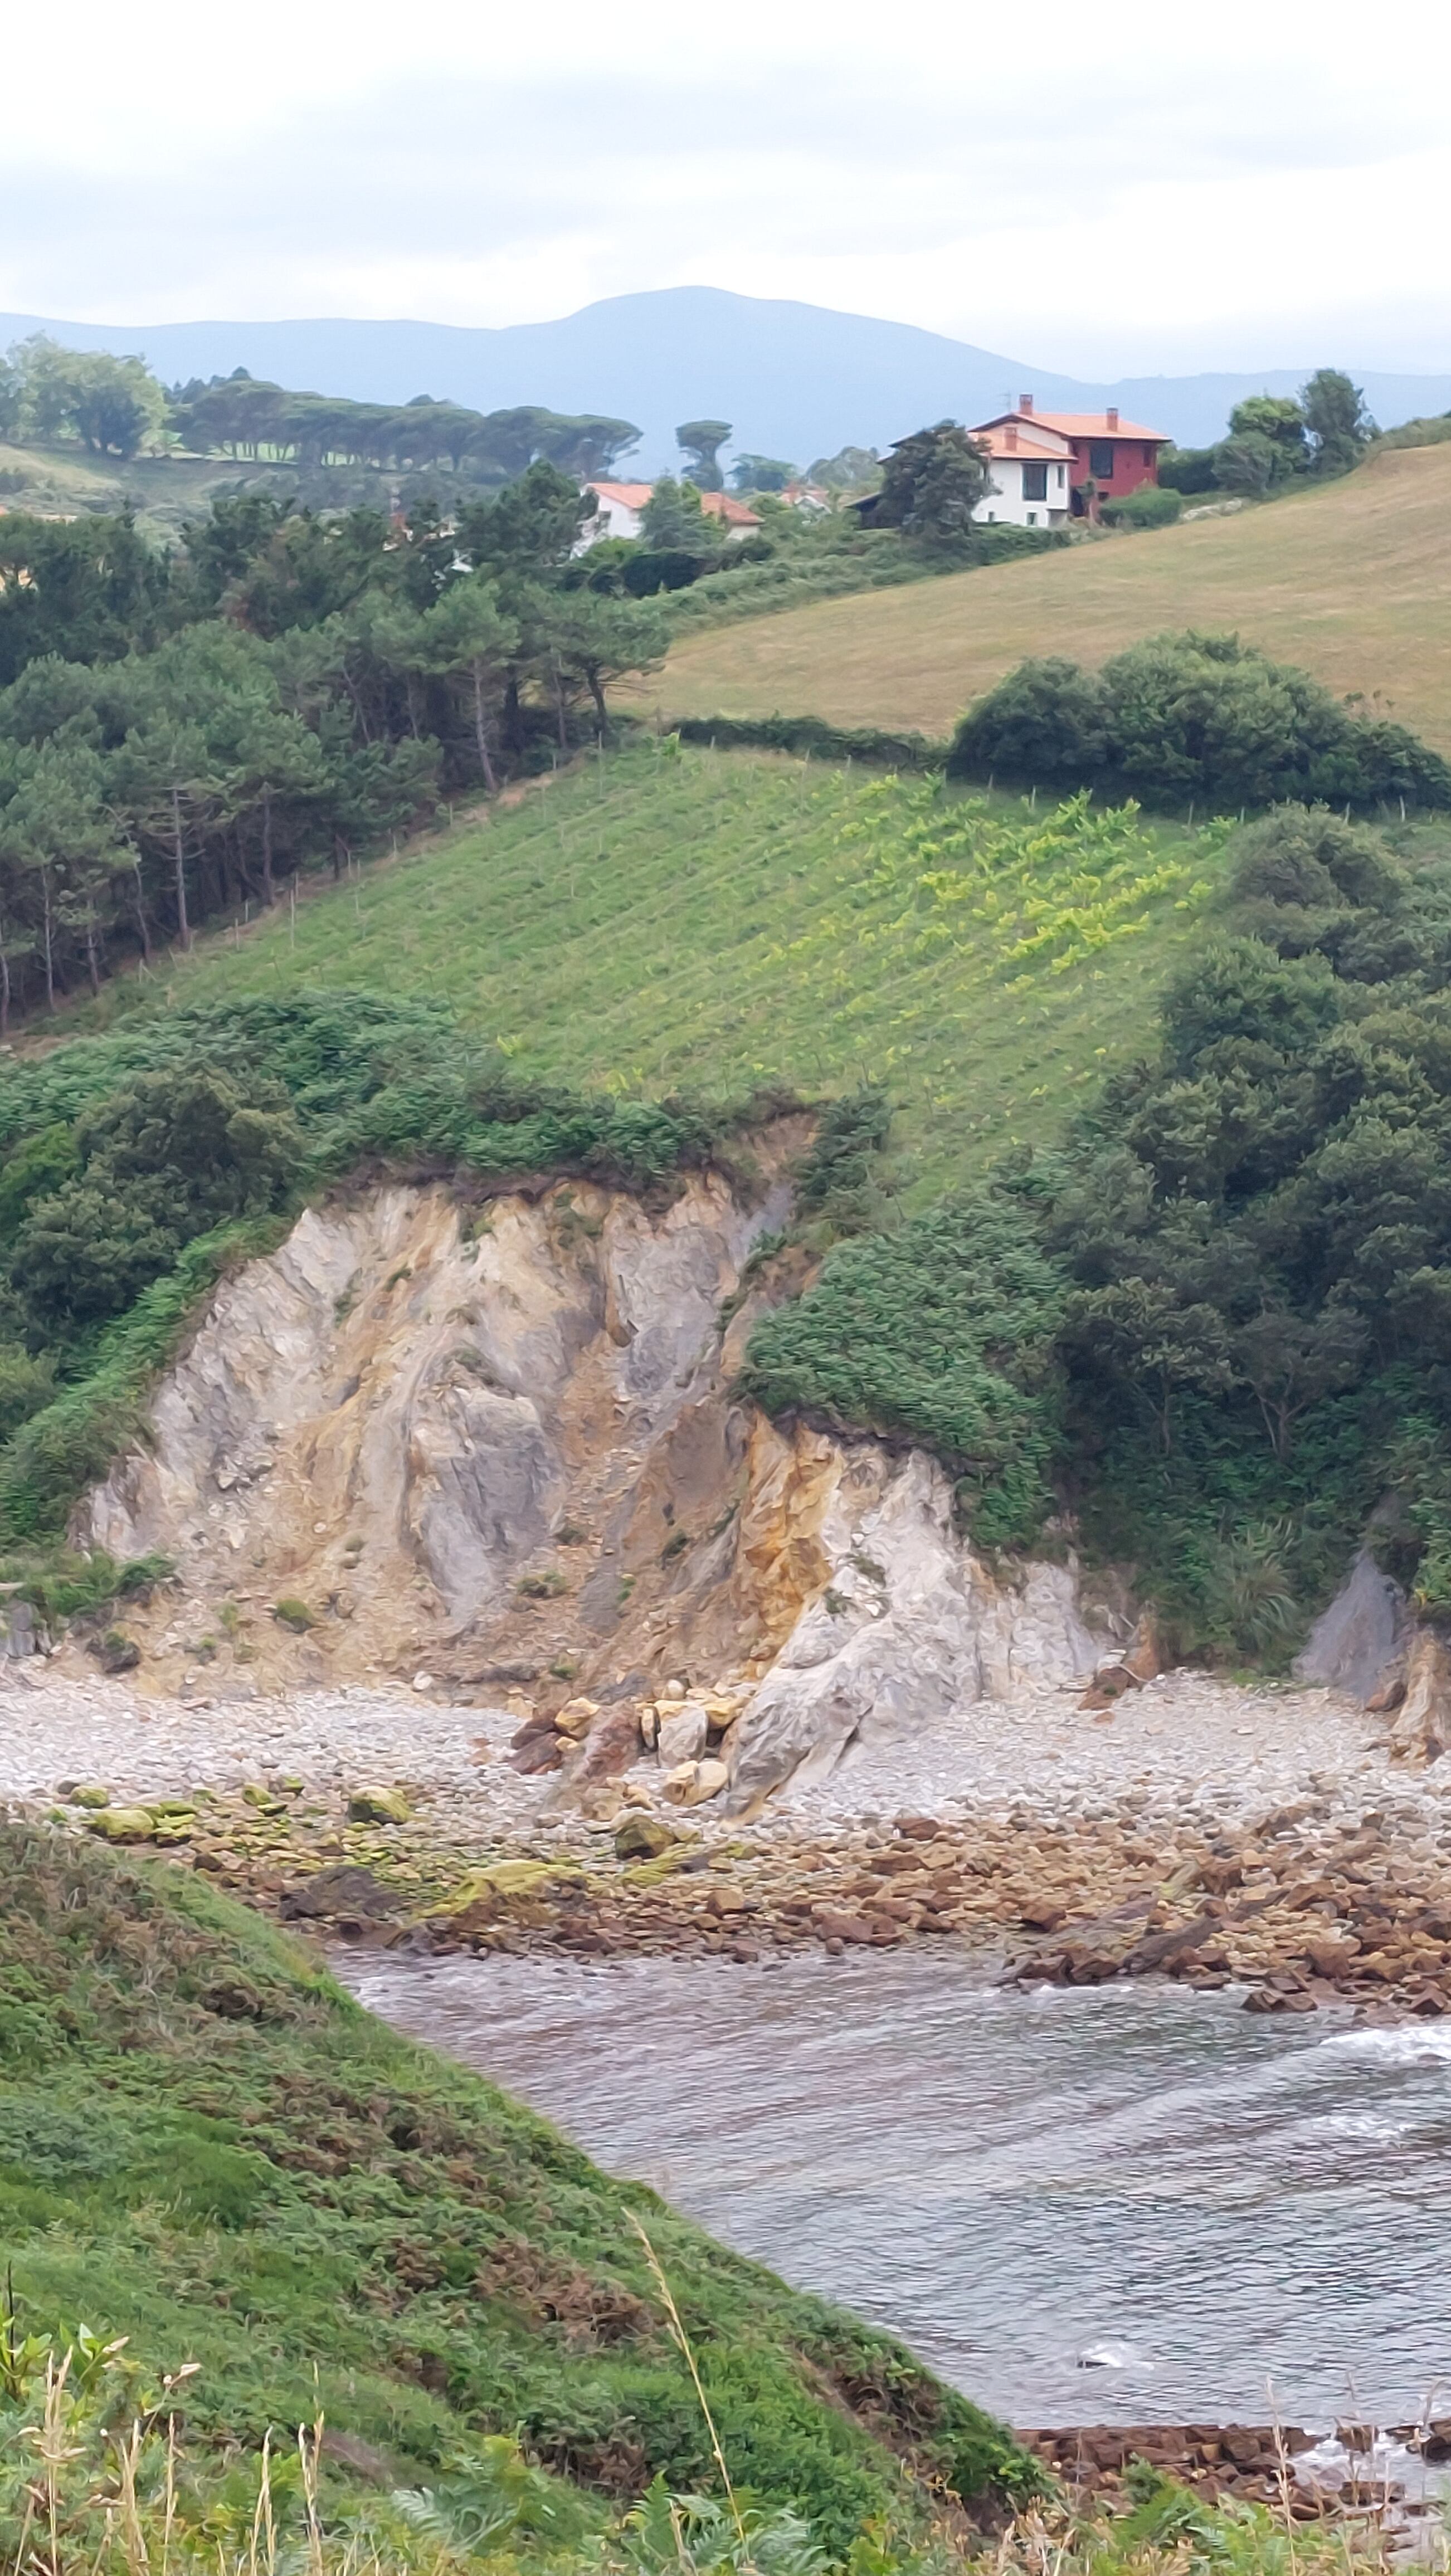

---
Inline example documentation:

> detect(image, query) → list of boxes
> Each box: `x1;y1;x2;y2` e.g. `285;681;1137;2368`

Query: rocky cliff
74;1168;1116;1801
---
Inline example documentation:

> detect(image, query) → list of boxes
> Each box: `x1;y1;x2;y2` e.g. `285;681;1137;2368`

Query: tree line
0;466;668;1022
1161;368;1375;499
0;335;640;484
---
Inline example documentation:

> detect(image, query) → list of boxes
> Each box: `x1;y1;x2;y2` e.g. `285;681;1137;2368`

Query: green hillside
651;444;1451;756
0;1821;1028;2560
72;742;1233;1202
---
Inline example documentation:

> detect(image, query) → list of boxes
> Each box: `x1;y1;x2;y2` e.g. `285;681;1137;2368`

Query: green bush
672;715;947;770
1101;485;1182;530
740;1195;1067;1549
948;631;1451;813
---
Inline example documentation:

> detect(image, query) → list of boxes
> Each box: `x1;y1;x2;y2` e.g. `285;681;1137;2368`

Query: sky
5;0;1450;373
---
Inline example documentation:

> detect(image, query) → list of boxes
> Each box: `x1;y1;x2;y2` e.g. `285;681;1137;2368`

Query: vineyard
79;742;1234;1199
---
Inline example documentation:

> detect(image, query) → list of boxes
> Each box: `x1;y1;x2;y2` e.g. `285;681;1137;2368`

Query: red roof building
971;397;1170;523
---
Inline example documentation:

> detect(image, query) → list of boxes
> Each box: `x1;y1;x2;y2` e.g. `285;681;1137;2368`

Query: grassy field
64;744;1239;1202
648;444;1451;752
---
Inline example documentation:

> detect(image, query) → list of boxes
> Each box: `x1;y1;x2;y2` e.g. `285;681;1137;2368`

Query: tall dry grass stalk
627;2215;746;2546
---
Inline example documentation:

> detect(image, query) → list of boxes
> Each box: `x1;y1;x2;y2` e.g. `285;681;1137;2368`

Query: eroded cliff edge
72;1170;1112;1800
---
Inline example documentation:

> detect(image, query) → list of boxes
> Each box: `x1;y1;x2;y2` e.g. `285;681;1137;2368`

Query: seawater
344;1946;1451;2427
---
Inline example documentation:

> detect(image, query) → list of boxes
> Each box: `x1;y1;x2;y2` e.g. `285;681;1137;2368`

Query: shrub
1100;484;1182;530
739;1194;1067;1550
947;656;1110;789
1157;445;1219;494
947;631;1451;813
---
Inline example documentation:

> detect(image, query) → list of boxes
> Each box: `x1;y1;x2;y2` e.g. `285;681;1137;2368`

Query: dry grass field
650;443;1451;750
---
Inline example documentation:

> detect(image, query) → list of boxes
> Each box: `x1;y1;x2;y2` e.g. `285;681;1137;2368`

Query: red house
972;396;1170;521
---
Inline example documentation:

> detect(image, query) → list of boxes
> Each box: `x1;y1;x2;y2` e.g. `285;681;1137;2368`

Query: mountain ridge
3;284;1449;469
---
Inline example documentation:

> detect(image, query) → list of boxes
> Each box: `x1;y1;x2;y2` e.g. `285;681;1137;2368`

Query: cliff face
75;1174;1112;1799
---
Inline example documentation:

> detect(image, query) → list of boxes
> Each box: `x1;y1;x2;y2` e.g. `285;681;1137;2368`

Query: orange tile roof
584;480;654;509
1020;411;1168;442
974;428;1073;462
701;491;762;526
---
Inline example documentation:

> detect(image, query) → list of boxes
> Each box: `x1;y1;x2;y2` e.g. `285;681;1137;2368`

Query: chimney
1005;422;1018;450
1107;405;1119;431
1019;392;1034;413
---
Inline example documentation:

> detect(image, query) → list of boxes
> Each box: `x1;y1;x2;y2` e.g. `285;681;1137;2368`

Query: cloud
2;0;1448;368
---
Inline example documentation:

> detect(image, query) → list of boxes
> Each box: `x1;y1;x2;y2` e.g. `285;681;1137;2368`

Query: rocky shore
14;1656;1450;2023
1020;2418;1451;2519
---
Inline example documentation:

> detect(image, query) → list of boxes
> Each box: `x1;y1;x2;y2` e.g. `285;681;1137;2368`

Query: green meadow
85;742;1233;1202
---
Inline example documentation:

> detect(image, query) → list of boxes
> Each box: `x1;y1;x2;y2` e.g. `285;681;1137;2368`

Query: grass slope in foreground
75;744;1230;1202
650;444;1451;754
0;1822;1030;2550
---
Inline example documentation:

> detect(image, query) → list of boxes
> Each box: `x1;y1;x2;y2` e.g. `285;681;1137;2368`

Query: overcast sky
6;0;1449;372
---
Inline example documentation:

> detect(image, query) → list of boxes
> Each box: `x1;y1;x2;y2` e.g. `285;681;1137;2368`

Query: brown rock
1387;1631;1451;1765
613;1814;677;1861
812;1906;879;1945
566;1702;644;1784
1019;1899;1068;1931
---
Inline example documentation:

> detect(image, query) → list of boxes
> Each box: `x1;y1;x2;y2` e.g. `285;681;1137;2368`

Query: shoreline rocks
34;1760;1451;2023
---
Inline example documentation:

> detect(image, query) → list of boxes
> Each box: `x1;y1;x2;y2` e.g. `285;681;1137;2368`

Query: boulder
1296;1552;1409;1705
1387;1631;1451;1765
563;1702;645;1785
553;1696;599;1739
86;1807;156;1842
684;1757;729;1804
661;1759;702;1803
1;1597;36;1660
347;1784;412;1825
656;1704;710;1766
614;1814;676;1860
280;1864;397;1921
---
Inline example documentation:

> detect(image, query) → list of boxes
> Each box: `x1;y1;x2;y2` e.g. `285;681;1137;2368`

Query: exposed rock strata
70;1175;1115;1796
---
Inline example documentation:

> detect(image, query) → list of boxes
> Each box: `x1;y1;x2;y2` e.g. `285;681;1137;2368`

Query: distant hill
3;286;1449;472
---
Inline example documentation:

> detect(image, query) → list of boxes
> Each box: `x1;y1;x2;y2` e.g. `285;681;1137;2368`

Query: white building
970;419;1074;529
578;480;654;543
576;482;763;550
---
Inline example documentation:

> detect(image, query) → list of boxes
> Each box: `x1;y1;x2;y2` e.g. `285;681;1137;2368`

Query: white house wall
972;457;1070;529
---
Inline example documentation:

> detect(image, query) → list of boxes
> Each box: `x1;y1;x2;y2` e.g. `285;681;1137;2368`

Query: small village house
578;480;653;542
577;481;763;547
970;397;1169;525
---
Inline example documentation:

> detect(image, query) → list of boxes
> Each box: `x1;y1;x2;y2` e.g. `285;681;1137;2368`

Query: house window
1143;445;1156;467
1090;442;1115;479
1026;511;1038;525
1055;465;1065;487
1022;462;1048;501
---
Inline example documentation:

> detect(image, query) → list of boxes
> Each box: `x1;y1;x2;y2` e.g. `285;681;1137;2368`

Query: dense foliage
0;464;675;1014
857;423;994;553
0;1823;1031;2547
948;632;1450;815
746;802;1451;1647
741;1199;1068;1550
0;993;787;1544
1158;367;1375;498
